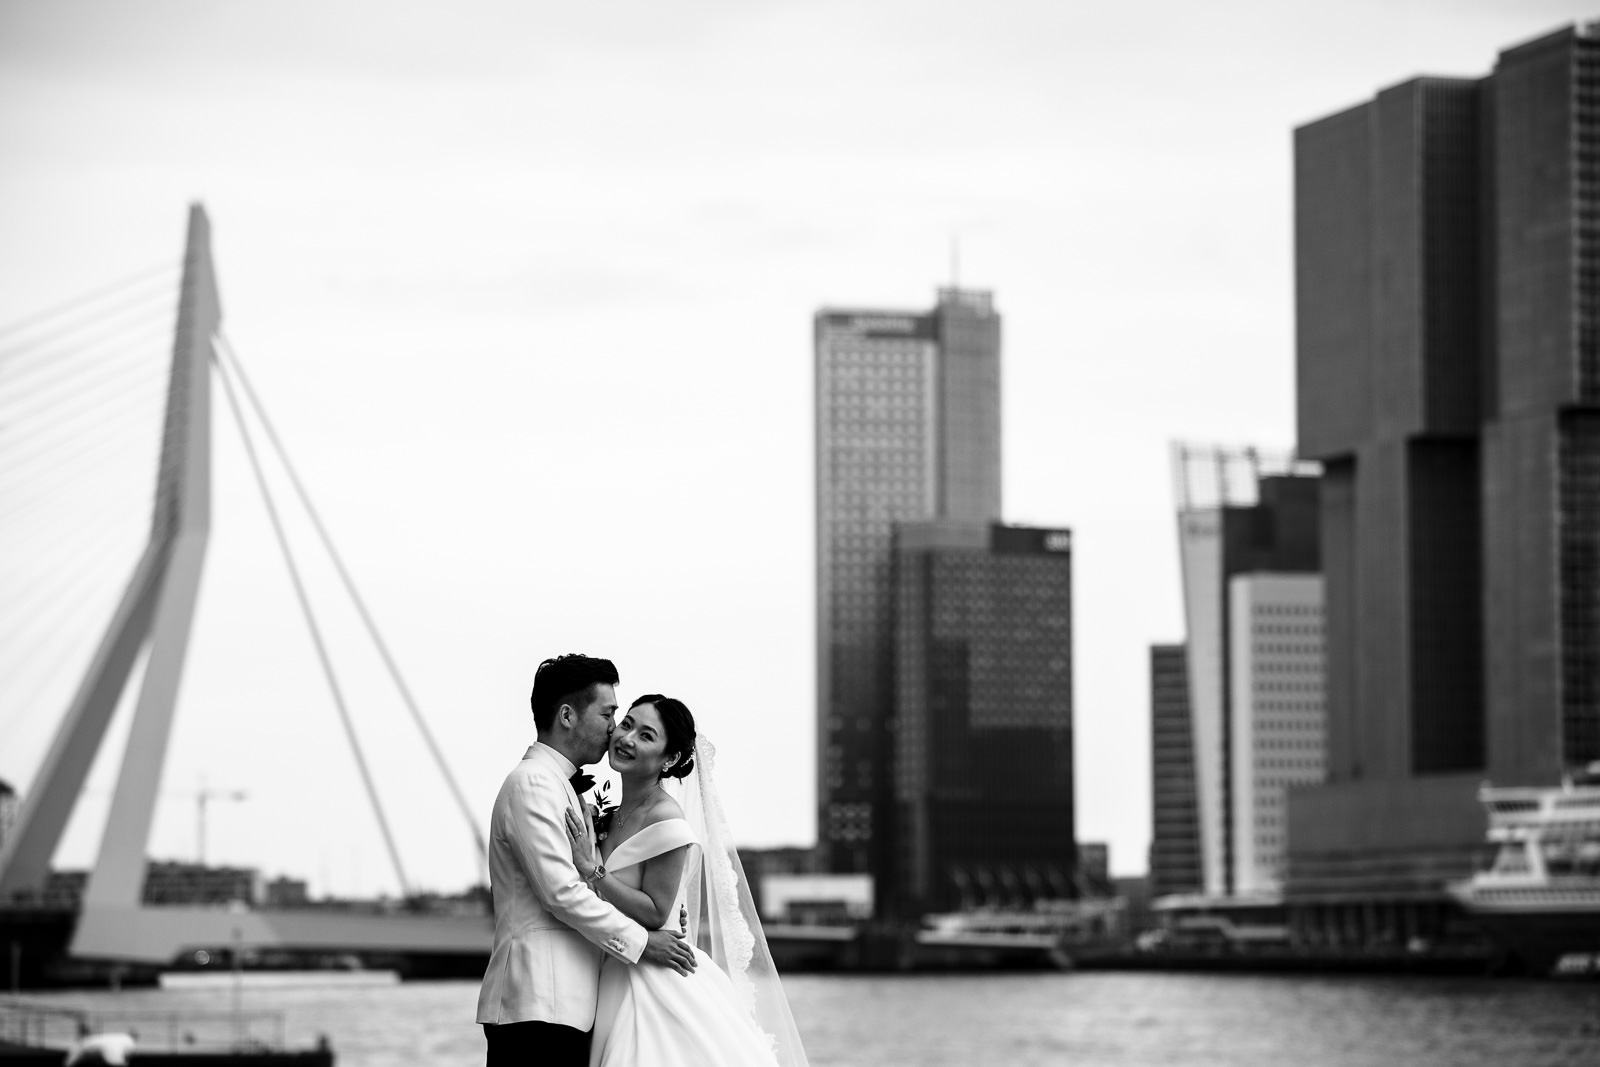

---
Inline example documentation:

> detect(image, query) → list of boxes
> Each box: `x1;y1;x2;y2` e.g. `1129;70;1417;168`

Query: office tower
1149;645;1201;898
1228;576;1326;893
890;522;1073;914
1288;23;1598;941
1173;446;1321;896
1296;76;1487;787
1484;26;1600;782
814;290;1001;877
0;781;16;854
1077;843;1110;895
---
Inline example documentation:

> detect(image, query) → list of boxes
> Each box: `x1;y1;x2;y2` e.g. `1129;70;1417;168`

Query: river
14;973;1600;1066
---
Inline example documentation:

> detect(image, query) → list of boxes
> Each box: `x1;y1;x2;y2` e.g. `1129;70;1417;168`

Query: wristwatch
584;862;606;884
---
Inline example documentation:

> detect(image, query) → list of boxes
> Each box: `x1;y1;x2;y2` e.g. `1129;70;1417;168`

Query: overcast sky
1;0;1591;897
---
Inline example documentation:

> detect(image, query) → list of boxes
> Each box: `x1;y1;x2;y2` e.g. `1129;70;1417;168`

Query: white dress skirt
590;819;781;1067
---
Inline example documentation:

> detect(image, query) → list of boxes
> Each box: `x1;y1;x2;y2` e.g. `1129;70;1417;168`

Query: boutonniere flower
591;781;620;841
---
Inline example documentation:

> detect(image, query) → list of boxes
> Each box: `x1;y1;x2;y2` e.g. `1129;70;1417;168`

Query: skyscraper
1288;22;1599;941
0;781;16;856
1483;25;1600;783
1227;575;1325;893
814;289;1001;877
1148;645;1201;898
1173;446;1321;896
1296;76;1487;788
891;522;1074;914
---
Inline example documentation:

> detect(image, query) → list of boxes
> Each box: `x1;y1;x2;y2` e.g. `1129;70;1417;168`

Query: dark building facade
814;290;1001;878
890;522;1074;915
1483;26;1600;783
1288;23;1599;936
1149;644;1201;898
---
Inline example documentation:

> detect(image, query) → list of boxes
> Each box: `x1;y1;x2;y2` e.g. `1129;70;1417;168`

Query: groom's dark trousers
483;1020;591;1066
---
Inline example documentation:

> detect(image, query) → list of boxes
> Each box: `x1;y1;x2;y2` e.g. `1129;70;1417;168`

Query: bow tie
569;772;595;794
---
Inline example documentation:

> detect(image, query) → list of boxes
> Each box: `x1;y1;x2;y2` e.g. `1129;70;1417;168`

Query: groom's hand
642;929;697;976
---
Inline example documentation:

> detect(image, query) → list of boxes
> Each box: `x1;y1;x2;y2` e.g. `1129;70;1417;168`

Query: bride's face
609;703;671;778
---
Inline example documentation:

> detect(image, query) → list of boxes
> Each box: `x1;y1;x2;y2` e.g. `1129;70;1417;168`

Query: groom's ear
556;703;575;730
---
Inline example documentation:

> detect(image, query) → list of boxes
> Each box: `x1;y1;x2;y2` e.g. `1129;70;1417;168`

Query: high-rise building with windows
0;781;16;856
1228;575;1326;893
1483;25;1600;781
814;290;1001;878
1149;645;1201;898
1172;446;1321;896
1288;22;1600;943
890;522;1074;915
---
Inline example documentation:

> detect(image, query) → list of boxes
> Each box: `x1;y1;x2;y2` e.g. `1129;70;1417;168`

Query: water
13;973;1600;1066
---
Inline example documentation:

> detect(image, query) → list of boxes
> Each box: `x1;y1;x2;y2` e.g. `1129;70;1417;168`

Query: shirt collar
529;741;577;780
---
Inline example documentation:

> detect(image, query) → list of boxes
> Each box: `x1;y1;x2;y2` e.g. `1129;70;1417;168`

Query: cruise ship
1447;764;1600;976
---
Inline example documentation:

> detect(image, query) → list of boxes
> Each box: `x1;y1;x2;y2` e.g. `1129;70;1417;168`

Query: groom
477;653;697;1066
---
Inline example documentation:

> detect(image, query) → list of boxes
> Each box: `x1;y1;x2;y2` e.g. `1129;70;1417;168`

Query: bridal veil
669;736;811;1067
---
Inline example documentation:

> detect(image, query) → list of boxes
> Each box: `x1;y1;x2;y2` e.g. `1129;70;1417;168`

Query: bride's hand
564;807;597;869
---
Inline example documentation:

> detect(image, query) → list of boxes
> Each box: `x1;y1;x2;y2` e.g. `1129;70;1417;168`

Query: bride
561;694;809;1067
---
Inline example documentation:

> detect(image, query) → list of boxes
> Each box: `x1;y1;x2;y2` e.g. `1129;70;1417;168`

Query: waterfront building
1482;26;1600;782
759;873;875;925
889;521;1074;915
264;875;310;908
1228;575;1326;893
1288;22;1600;946
1077;842;1110;896
0;780;15;854
35;862;263;910
141;861;261;906
813;290;1001;879
1149;645;1202;898
1172;446;1321;896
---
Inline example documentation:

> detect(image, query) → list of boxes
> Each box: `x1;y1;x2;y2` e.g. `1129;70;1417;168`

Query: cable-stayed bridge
0;206;494;967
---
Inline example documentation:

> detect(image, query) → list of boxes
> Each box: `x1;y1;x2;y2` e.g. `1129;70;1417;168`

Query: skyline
1;1;1595;898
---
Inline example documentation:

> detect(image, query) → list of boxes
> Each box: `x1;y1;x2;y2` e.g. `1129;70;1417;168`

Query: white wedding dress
590;819;779;1067
588;738;809;1067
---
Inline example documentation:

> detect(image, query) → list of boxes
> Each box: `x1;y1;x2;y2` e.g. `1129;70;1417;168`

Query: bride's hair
630;694;696;779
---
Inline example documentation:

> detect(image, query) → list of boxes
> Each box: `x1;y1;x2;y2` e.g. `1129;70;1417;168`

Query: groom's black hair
531;654;620;733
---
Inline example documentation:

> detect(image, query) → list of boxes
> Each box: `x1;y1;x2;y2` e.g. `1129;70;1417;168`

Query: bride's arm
597;844;690;929
563;808;690;929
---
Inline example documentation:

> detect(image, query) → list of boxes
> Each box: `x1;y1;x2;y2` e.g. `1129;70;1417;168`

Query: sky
0;0;1593;898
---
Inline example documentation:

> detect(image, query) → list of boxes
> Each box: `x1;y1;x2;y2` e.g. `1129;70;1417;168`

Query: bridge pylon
0;207;493;964
0;204;217;925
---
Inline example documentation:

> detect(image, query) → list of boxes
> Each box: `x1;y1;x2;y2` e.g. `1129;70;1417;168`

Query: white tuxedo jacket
476;743;648;1028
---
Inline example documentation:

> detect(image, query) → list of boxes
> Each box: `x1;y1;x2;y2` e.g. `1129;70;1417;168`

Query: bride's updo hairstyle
630;693;696;780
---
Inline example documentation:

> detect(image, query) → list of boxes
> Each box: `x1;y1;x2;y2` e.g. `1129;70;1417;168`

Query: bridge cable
0;324;172;419
210;345;415;899
0;515;139;625
0;535;137;680
0;306;175;391
217;332;490;878
0;381;168;489
0;362;167;457
0;282;177;369
0;262;177;343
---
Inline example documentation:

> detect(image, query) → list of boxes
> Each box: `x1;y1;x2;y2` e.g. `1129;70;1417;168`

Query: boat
912;899;1125;970
1446;763;1600;977
0;997;334;1064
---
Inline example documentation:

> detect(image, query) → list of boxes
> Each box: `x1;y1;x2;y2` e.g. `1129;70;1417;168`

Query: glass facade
1228;576;1326;893
813;292;1001;878
1149;644;1201;898
892;523;1073;915
1287;23;1600;918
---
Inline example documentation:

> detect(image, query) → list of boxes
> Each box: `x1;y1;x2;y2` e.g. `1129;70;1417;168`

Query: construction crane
180;787;247;867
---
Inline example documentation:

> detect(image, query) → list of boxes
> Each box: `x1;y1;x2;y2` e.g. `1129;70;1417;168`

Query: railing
0;996;287;1052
